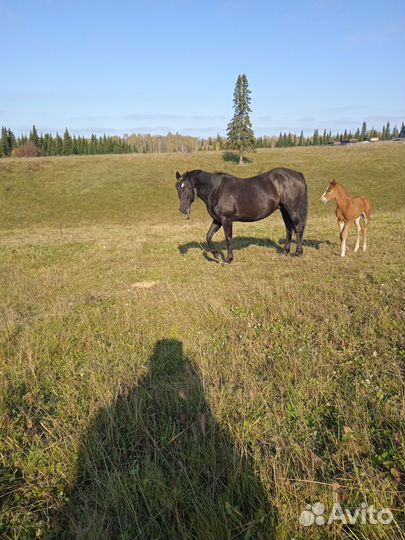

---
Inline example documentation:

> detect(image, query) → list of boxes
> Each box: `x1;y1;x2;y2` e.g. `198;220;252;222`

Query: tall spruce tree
360;121;368;141
55;133;63;155
0;127;16;156
298;130;304;146
62;128;73;155
226;74;255;164
0;127;8;157
282;133;288;147
29;125;39;146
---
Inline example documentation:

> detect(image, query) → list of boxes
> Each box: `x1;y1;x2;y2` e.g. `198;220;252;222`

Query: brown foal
320;180;372;257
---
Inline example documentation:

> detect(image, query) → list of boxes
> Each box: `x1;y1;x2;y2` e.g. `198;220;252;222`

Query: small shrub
12;141;43;157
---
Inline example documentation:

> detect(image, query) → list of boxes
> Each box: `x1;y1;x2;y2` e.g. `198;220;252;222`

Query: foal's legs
222;219;233;264
354;217;362;253
340;220;353;257
206;219;222;259
280;207;294;255
363;216;368;251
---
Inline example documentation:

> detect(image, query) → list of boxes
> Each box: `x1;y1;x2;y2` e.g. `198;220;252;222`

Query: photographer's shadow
59;340;275;539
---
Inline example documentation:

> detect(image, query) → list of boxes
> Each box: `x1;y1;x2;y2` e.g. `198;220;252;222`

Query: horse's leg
294;221;305;256
338;220;345;239
222;219;233;264
336;208;344;242
206;219;222;259
282;208;305;256
354;217;361;252
280;206;293;255
340;220;353;257
288;211;305;256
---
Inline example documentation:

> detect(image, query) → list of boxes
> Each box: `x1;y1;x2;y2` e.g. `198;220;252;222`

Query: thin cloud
323;105;370;114
123;113;227;122
298;116;317;123
254;115;274;123
182;127;225;135
341;23;403;50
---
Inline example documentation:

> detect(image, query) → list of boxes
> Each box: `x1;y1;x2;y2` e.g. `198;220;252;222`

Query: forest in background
0;120;403;158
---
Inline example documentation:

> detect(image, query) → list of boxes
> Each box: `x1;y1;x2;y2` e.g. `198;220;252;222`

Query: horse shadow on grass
278;237;332;250
54;340;276;539
178;236;332;260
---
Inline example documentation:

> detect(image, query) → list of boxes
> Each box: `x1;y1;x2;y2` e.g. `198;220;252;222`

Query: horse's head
320;179;337;204
175;171;197;218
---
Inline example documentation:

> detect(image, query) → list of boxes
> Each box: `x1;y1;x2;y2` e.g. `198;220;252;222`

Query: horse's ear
330;179;337;187
176;171;181;180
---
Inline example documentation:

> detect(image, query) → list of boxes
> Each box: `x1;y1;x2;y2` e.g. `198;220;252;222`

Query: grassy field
0;143;404;539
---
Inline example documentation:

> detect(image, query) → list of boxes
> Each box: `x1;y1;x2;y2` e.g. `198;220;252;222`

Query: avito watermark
299;501;393;527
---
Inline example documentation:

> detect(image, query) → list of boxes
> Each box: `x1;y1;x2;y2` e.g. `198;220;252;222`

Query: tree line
0;124;275;158
0;125;237;158
0;120;403;158
0;126;132;157
275;121;404;147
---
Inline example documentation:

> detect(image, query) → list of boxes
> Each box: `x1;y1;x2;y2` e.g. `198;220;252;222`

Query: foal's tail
361;197;372;222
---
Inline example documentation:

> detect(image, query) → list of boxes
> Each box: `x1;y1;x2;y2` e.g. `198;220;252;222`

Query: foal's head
320;179;338;204
175;171;197;218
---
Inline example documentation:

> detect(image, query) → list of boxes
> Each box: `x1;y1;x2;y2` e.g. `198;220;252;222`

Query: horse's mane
213;171;238;178
214;171;235;180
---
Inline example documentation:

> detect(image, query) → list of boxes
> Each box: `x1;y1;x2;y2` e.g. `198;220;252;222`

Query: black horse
175;168;308;263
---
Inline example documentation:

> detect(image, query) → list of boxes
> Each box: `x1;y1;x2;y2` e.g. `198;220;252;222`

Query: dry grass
0;143;404;539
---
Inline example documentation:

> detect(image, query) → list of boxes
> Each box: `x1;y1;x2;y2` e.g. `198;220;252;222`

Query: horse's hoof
212;250;221;259
293;251;303;257
223;258;233;265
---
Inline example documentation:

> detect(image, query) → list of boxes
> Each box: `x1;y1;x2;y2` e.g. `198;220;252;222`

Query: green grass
0;143;404;539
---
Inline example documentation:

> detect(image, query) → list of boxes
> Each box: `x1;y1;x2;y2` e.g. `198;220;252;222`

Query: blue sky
1;0;404;137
